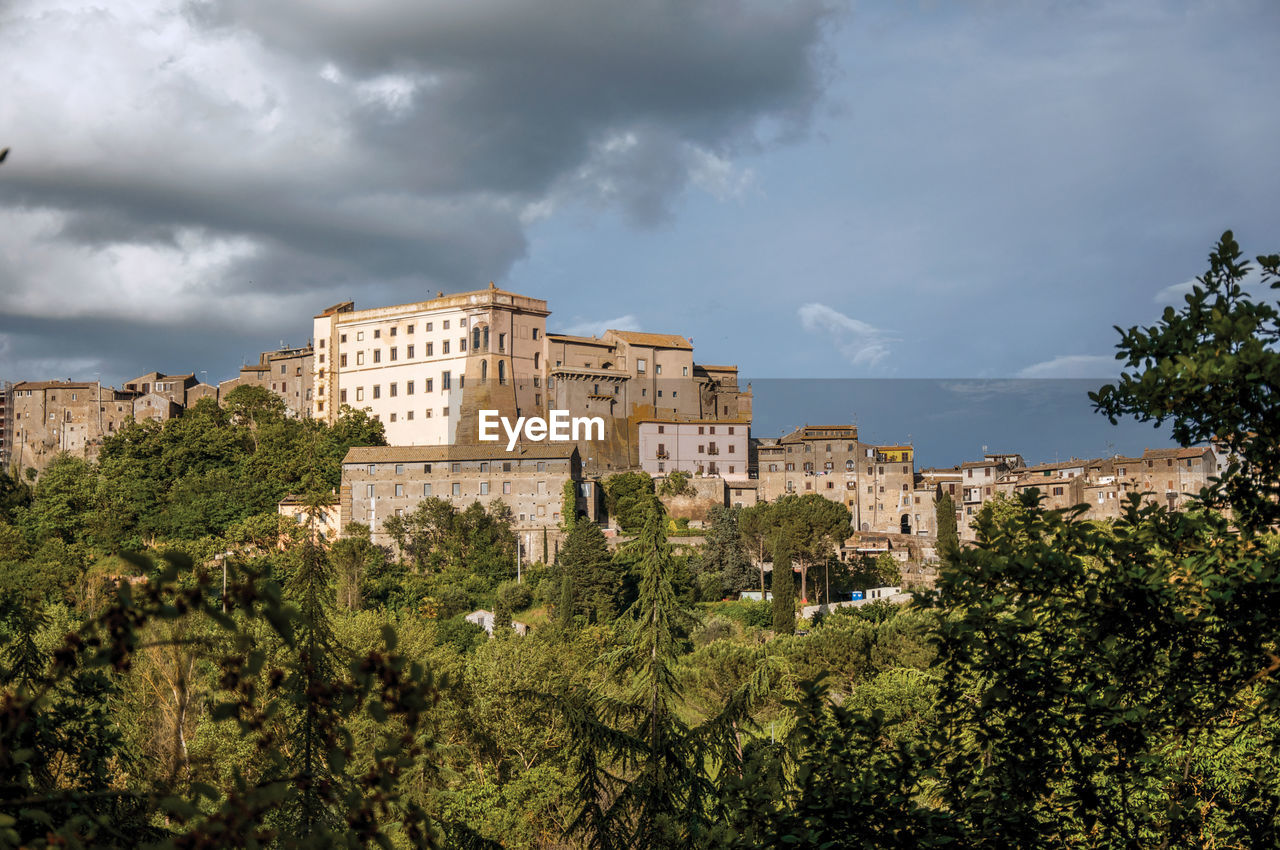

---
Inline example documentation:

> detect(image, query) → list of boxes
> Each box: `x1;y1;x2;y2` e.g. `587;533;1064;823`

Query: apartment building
340;443;584;547
219;345;314;418
636;418;750;481
313;285;549;446
123;372;200;407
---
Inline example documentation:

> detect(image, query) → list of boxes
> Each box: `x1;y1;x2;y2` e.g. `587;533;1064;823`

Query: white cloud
797;302;897;369
555;314;641;338
1016;354;1118;379
1154;267;1265;304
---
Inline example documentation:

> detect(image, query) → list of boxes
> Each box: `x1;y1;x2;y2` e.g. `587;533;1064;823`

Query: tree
935;491;958;560
557;520;623;624
771;537;795;636
738;502;773;593
698;505;755;597
602;471;654;532
1093;230;1280;531
769;494;851;602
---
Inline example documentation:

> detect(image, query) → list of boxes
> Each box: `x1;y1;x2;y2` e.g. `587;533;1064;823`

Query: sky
1;0;1277;460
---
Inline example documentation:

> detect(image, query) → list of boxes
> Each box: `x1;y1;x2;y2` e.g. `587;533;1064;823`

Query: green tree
557;520;623;624
698;505;755;597
935;491;958;561
771;537;795;636
769;494;851;602
602;471;654;533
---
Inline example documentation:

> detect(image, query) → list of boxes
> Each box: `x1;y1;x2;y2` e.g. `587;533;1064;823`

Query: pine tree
559;520;623;623
771;537;796;636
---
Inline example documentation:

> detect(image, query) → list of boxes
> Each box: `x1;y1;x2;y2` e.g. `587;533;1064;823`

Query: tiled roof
607;330;694;350
545;333;614;347
12;380;98;390
343;443;578;464
1142;447;1213;460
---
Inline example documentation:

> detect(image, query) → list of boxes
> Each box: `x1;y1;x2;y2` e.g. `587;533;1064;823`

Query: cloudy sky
2;0;1278;395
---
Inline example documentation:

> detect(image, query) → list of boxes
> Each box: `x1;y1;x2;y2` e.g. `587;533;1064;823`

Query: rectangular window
479;462;489;473
502;481;511;494
442;371;451;390
637;358;647;373
374;329;381;339
407;344;414;358
340;389;347;403
390;383;398;397
372;385;381;399
452;482;461;496
356;387;364;401
407;381;415;395
390;326;397;337
423;483;432;496
460;338;467;352
357;331;364;341
443;340;450;354
366;484;375;498
407;411;414;420
451;462;461;473
373;349;382;363
443;320;450;330
407;324;414;334
390;347;398;361
356;352;364;365
423;463;432;473
341;334;348;343
426;342;434;356
340;354;347;367
426;322;433;331
537;461;547;472
425;379;434;392
395;483;404;497
395;463;404;474
480;481;489;495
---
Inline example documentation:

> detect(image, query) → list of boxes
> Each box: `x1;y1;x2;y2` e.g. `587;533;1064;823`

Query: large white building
312;284;550;446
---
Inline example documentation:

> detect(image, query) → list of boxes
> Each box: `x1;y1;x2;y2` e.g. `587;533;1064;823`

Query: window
728;426;735;435
390;383;397;397
451;462;461;473
1052;486;1064;496
698;426;705;435
390;347;398;361
340;354;347;367
683;366;688;376
537;461;547;472
656;364;662;375
502;481;511;494
442;371;451;390
319;354;325;364
452;482;461;496
479;462;489;472
340;389;347;403
357;331;364;341
374;349;382;363
356;387;364;401
407;381;415;395
460;338;467;352
395;463;404;474
443;340;450;354
395;483;404;497
407;324;414;334
425;409;433;418
425;379;433;392
480;482;489;495
426;342;434;356
389;326;397;337
390;412;397;422
637;358;647;373
407;411;414;420
710;426;716;435
356;351;364;365
372;385;381;399
374;329;381;339
443;320;450;330
341;334;347;343
785;462;795;471
498;333;506;352
423;463;432;472
366;484;375;498
903;465;910;474
532;327;540;340
423;483;432;496
698;445;705;454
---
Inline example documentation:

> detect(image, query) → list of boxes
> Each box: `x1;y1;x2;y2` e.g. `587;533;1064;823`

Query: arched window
498;360;506;384
534;352;541;369
481;360;488;382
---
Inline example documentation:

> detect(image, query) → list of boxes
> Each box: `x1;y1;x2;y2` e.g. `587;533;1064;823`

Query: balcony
655;449;670;459
707;446;720;455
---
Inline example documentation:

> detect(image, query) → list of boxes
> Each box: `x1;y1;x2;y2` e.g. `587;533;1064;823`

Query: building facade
340;443;584;547
636;419;750;481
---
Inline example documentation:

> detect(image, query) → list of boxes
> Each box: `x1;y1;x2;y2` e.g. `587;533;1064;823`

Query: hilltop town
0;283;1223;575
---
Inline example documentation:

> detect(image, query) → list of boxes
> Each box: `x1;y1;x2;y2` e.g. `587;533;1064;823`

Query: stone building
219;345;314;418
6;381;137;472
0;382;11;471
340;443;585;547
637;418;750;482
123;372;199;407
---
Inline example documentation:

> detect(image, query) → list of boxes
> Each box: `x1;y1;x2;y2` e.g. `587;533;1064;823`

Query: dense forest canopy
0;233;1278;848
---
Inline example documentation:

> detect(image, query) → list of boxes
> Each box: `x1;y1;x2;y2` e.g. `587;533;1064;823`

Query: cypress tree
936;492;959;562
772;536;796;636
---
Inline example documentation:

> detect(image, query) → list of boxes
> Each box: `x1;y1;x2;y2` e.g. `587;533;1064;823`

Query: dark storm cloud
0;0;836;384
